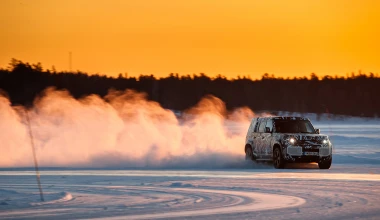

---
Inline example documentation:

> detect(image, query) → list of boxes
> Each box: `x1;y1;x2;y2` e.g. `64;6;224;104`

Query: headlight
289;138;296;145
322;139;330;145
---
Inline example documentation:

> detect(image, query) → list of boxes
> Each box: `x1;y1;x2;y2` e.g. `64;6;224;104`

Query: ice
0;169;379;219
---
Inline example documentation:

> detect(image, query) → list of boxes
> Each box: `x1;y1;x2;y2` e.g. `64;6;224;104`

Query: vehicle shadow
252;161;320;169
285;163;319;169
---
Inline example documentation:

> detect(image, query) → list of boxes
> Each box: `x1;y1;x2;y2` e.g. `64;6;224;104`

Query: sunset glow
1;0;379;78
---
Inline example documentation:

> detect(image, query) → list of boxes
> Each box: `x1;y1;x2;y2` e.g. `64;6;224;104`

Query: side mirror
315;129;320;134
265;127;271;133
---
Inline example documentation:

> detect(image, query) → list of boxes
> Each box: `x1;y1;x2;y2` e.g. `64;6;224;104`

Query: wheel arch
272;143;282;153
245;144;252;153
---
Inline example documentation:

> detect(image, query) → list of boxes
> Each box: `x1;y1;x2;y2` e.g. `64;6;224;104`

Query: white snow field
1;114;380;219
0;168;379;220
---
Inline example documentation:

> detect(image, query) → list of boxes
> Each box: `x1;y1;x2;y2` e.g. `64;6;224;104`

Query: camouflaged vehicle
245;116;332;169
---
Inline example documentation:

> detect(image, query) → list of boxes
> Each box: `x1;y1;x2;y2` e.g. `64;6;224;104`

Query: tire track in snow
89;186;305;220
0;184;304;220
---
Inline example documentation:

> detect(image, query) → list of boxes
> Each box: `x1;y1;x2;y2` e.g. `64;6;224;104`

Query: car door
251;118;262;157
256;118;267;157
261;119;273;159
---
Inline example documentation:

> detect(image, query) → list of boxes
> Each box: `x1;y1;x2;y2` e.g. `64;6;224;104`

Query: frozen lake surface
0;167;380;220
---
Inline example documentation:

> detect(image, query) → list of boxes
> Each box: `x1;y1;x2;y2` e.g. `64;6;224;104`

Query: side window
258;119;267;133
266;119;273;132
253;118;260;132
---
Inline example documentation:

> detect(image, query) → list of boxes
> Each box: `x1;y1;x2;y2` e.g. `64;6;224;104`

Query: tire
318;158;332;169
273;147;285;169
245;146;254;161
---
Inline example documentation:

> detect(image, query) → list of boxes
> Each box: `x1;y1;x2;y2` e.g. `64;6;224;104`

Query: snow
0;115;380;219
0;169;379;219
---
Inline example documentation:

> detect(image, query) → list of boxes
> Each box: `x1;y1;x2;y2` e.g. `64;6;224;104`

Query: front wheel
318;157;332;169
273;147;285;169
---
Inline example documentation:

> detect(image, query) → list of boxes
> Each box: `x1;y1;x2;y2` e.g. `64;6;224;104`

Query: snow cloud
0;88;267;168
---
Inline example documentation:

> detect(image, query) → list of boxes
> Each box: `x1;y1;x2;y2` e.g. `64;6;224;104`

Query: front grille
287;147;302;156
297;140;322;146
303;148;319;152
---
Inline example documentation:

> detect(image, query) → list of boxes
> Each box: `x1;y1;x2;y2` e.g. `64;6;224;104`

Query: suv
245;116;332;169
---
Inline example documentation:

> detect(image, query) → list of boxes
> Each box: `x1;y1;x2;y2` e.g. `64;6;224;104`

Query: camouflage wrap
279;134;332;162
245;116;333;163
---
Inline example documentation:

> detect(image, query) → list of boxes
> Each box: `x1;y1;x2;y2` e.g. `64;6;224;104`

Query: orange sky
1;0;379;79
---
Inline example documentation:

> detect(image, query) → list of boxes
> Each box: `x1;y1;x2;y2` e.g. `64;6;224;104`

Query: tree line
0;59;379;117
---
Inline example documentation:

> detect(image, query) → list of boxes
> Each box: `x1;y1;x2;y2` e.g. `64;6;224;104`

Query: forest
0;59;379;117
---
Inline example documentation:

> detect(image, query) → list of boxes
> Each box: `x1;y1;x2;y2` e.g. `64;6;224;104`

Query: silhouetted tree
0;59;379;117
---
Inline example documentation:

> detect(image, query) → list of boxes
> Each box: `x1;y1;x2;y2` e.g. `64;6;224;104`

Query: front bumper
282;144;332;163
283;155;332;163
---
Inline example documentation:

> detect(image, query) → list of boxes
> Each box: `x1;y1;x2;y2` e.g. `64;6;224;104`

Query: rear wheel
273;147;285;169
245;146;254;161
318;158;332;169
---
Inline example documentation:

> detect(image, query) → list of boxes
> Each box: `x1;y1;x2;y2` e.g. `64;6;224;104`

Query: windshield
274;120;316;133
